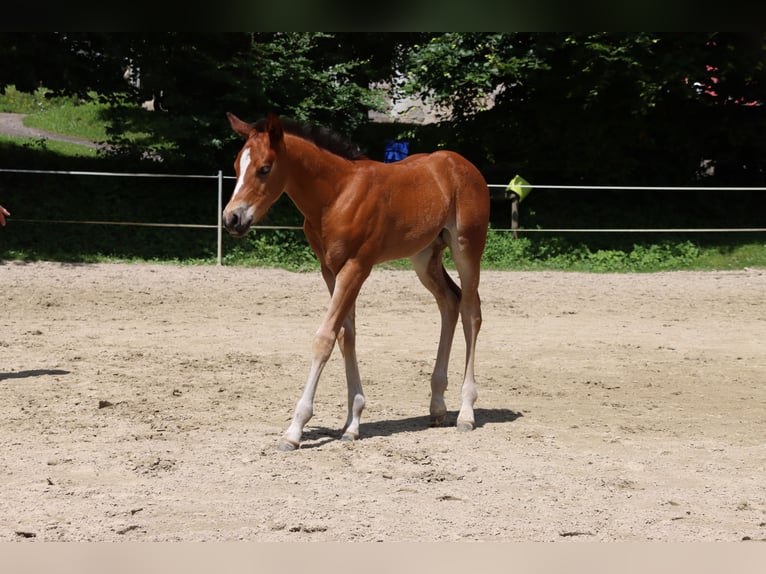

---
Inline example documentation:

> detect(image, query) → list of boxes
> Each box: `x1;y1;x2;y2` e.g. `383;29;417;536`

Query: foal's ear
227;112;253;138
265;112;284;150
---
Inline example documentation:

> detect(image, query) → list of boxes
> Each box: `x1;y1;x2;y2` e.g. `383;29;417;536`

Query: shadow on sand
0;369;70;381
298;407;523;449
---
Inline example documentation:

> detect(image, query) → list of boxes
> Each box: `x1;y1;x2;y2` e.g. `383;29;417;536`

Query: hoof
339;432;358;442
456;420;475;432
430;415;447;428
277;438;299;451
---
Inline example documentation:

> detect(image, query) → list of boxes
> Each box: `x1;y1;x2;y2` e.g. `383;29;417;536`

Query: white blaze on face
232;147;251;199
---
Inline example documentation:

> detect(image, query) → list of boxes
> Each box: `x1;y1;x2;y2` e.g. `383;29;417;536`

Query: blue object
384;140;409;163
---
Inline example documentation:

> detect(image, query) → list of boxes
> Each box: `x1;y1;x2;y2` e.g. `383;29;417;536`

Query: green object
506;174;532;202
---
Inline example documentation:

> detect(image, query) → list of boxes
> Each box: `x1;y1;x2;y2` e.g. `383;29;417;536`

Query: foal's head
222;112;287;237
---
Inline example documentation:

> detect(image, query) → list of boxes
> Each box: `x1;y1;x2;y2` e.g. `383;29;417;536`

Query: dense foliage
4;32;766;181
1;33;765;270
403;33;766;186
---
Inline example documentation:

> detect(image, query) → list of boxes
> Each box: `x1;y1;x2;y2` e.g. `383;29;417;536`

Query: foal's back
333;151;489;264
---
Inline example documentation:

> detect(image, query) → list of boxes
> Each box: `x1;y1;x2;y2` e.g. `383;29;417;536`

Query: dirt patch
1;261;764;541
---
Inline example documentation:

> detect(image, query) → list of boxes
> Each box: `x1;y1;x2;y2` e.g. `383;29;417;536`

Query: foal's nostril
225;210;239;229
223;206;252;236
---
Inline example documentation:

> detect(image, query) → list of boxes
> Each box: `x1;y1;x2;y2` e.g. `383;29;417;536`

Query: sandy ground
1;261;764;542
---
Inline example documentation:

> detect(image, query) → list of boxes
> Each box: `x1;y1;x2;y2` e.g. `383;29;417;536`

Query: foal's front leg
277;261;370;451
319;266;364;442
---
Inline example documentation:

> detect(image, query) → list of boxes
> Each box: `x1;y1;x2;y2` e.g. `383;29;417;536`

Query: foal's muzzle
222;205;253;237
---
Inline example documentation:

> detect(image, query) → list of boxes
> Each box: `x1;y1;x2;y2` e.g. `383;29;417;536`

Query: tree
102;32;392;168
0;33;393;170
401;32;766;186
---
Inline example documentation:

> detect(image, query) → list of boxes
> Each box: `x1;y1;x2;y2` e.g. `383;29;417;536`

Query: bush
479;229;703;272
222;228;318;271
0;85;79;114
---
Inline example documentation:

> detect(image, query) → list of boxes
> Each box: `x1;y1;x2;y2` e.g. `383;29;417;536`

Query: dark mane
254;117;367;161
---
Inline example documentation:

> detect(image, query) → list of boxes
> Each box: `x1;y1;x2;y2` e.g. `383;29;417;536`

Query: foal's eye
257;165;271;175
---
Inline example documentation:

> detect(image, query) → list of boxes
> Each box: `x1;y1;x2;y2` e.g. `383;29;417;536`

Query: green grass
22;100;110;142
691;241;766;270
0;133;99;157
477;231;766;272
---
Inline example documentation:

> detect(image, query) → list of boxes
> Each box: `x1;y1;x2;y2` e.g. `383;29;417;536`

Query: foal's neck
282;134;357;221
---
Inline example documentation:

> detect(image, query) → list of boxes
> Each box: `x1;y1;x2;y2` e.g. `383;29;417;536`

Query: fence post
217;170;223;266
509;192;519;239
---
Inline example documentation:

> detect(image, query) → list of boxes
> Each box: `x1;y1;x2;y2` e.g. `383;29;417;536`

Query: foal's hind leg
338;304;365;441
447;231;484;431
411;237;461;427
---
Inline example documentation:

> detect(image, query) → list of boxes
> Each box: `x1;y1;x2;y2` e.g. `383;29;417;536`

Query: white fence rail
1;168;764;265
